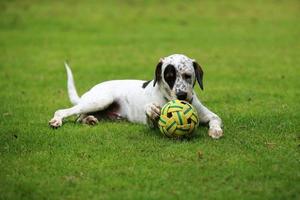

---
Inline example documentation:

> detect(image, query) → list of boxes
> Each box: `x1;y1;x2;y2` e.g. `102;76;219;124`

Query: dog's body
74;79;166;124
49;54;223;139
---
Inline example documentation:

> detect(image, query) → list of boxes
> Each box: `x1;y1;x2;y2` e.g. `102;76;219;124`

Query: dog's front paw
145;103;161;121
208;126;223;139
49;117;62;128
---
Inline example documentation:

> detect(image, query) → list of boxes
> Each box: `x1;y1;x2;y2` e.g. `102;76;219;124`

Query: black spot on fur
142;80;151;89
153;61;162;86
193;61;204;90
164;64;176;89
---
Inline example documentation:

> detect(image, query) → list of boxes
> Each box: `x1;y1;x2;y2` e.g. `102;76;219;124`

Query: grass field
0;0;299;199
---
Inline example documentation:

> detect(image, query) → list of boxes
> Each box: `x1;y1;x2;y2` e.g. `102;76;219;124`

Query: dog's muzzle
176;91;187;101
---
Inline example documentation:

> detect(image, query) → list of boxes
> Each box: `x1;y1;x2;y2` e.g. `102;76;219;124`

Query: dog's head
153;54;203;102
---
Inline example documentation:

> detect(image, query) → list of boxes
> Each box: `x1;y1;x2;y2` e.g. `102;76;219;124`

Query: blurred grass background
0;0;299;199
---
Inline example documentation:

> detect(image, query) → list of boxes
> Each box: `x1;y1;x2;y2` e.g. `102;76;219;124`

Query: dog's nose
176;92;187;100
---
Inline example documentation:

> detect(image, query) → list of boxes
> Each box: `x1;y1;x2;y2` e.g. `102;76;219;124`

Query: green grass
0;0;299;199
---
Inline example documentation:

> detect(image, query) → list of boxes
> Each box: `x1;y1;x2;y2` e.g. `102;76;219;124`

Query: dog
49;54;223;139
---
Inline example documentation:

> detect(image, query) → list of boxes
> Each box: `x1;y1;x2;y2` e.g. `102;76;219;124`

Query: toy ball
158;100;199;138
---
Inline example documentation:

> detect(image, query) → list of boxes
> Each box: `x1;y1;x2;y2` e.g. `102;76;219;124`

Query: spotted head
153;54;203;102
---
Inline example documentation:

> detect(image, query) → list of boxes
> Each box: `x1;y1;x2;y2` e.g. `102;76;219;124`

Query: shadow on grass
61;117;209;144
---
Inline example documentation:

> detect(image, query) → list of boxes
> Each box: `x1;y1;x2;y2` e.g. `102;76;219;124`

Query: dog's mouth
166;97;193;104
164;91;193;103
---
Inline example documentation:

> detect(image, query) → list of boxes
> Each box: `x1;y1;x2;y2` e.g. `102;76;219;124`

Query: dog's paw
208;126;223;139
145;103;161;120
82;115;98;125
49;117;62;128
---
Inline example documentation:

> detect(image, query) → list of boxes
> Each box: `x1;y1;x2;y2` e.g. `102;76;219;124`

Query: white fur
49;54;223;139
65;63;80;105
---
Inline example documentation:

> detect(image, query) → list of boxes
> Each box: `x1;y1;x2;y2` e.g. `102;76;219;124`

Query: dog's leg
145;103;161;128
77;114;99;125
49;96;113;128
192;96;223;139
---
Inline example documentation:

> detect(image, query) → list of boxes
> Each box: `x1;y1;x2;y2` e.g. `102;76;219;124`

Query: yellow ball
158;100;199;138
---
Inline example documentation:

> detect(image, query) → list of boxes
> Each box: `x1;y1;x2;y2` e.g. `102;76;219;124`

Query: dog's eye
164;64;176;89
166;73;174;78
183;74;191;80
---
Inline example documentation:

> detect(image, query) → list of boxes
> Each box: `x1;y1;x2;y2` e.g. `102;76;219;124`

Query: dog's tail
65;62;80;105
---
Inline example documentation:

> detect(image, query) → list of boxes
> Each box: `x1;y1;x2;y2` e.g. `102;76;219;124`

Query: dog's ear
153;60;163;86
193;61;204;90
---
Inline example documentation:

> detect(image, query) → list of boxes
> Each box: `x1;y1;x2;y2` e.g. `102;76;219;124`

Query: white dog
49;54;223;139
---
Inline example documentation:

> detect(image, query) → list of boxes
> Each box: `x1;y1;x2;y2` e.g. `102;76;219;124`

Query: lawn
0;0;299;199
